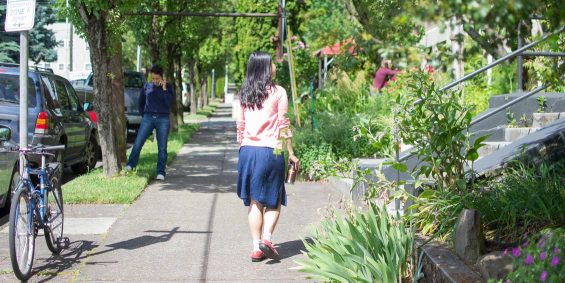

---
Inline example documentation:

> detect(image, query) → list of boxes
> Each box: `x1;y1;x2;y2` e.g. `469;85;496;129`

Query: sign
5;0;36;32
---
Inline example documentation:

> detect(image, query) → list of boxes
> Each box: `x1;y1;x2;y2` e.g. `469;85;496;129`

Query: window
64;81;79;111
124;73;144;88
85;64;92;71
41;76;61;115
0;74;38;107
59;64;64;71
44;63;51;68
52;79;70;110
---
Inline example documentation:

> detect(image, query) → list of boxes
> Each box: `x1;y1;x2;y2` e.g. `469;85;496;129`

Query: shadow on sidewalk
266;238;313;264
31;227;211;281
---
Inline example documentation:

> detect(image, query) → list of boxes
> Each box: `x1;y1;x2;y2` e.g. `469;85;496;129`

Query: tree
408;0;565;58
0;1;59;64
58;0;131;176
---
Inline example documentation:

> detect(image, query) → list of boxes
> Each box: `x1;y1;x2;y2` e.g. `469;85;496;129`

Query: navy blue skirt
237;146;287;208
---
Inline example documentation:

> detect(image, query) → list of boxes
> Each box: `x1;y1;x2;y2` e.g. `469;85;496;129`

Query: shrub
297;204;413;282
502;228;565;283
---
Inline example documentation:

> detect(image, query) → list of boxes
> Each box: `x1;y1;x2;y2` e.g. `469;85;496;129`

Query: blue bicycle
8;144;66;281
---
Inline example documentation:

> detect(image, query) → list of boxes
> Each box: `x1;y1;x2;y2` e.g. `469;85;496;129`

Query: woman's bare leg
248;200;264;243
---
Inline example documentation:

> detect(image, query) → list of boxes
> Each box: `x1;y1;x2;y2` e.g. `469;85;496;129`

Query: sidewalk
0;105;345;282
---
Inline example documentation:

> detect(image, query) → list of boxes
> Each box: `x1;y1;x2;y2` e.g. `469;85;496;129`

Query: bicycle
8;144;67;281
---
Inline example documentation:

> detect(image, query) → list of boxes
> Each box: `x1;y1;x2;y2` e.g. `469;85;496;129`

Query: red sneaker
251;250;266;262
259;240;279;259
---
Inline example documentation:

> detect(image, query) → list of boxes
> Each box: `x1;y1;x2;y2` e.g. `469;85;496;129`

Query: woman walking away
125;64;174;180
236;51;300;262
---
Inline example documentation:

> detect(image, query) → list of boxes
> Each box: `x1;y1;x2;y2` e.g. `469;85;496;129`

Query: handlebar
17;144;66;157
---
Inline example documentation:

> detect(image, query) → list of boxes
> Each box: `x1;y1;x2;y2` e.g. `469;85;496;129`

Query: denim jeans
127;114;170;176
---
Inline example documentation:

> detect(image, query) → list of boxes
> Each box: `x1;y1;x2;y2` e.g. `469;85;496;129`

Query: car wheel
71;136;97;174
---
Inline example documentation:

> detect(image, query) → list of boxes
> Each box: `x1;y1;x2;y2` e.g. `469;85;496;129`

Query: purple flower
524;254;534;265
550;256;559;267
297;41;305;49
503;248;509;255
540;252;547;261
540;270;548;282
512;247;521;257
504;280;511;283
522;241;529;247
554;247;559;254
291;35;297;41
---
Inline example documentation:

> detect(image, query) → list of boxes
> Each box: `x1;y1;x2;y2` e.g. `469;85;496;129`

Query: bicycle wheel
44;175;64;254
8;185;36;281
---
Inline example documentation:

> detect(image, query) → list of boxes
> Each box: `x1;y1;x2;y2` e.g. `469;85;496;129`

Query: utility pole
211;69;216;100
66;0;73;78
136;45;142;72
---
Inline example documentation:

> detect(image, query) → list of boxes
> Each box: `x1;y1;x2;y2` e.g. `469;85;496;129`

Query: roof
313;39;357;57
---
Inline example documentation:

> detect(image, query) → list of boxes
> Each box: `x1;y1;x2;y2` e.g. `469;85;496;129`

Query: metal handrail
397;26;564;163
440;26;563;92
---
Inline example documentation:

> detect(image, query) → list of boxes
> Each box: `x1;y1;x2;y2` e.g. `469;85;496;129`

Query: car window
64;81;80;111
42;76;63;115
88;76;94;86
124;73;144;88
0;74;38;107
52;79;71;110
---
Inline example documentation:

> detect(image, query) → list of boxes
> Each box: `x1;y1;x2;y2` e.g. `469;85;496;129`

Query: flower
512;247;521;257
297;41;305;49
540;252;547;261
550;256;559;267
291;35;297;41
523;241;529;247
540;270;548;282
524;254;534;265
503;248;509;255
554;247;559;254
424;64;435;73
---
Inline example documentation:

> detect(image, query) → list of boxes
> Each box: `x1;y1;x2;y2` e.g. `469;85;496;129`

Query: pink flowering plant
502;228;564;283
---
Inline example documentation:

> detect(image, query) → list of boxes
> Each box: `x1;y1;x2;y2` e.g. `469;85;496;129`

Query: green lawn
63;123;200;204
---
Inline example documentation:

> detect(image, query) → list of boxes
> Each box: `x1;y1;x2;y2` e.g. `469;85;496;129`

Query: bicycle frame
18;152;57;233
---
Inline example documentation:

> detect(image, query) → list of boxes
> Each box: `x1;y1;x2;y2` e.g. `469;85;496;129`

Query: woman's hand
160;79;167;91
289;154;300;171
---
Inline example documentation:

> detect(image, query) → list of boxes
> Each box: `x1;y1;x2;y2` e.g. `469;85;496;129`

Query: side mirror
0;126;12;142
83;102;94;111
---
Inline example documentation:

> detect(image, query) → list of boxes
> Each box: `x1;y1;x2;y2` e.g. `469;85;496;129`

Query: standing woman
125;64;174;180
236;52;300;262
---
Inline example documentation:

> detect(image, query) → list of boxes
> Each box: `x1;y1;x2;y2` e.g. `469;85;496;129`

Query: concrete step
478;141;512;157
504;127;538;142
532;112;565;128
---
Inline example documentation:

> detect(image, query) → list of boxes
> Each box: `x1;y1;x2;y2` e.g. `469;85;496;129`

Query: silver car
0;125;19;211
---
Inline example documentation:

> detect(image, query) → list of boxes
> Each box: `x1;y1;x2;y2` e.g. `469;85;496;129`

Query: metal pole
125;11;279;17
517;22;524;93
280;0;286;59
211;69;216;100
19;31;29;172
224;61;228;97
66;0;72;77
136;45;142;72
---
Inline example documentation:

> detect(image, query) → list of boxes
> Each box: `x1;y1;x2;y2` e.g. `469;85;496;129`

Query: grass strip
63;123;200;204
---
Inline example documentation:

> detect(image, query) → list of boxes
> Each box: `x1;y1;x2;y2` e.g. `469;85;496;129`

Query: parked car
0;63;100;177
70;78;86;88
0;125;18;211
74;71;145;135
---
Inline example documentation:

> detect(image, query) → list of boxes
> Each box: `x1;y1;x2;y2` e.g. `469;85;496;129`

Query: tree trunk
189;60;198;116
165;45;178;132
78;5;125;176
200;77;207;108
174;55;184;125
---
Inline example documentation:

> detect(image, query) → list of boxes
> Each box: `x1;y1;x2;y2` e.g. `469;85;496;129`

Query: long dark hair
239;51;275;110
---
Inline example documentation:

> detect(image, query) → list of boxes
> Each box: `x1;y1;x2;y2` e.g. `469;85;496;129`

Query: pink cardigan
236;85;293;149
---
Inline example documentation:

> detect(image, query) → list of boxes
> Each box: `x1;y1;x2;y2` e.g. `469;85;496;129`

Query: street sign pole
19;31;29;173
5;0;37;172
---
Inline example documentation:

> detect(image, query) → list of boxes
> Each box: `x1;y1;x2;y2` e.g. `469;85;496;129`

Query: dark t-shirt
138;82;175;116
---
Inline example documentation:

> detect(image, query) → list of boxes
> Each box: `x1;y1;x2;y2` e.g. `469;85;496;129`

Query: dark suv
0;63;99;176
